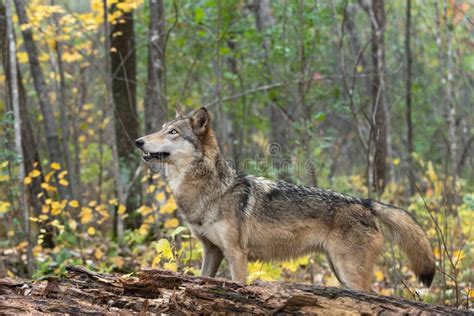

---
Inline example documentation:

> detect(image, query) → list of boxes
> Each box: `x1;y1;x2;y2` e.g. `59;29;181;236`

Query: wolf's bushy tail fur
372;201;436;287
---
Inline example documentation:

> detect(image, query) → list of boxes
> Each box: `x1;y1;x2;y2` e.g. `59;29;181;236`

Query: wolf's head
135;107;218;167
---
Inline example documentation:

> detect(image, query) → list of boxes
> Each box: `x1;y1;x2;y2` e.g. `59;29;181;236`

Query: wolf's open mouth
142;152;170;162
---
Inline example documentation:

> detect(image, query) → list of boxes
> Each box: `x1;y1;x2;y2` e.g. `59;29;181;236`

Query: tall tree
363;0;391;195
254;0;291;181
145;0;167;133
5;0;34;276
0;2;43;216
14;0;71;200
405;0;414;196
110;3;141;222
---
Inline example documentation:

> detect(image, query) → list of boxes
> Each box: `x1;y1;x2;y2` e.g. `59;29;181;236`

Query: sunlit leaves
80;207;93;224
87;227;96;235
69;200;79;208
0;201;11;214
164;218;179;229
160;196;176;214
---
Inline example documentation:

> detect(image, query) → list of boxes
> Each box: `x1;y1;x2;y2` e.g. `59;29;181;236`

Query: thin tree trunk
51;0;78;201
255;0;291;181
5;0;34;276
145;0;167;133
103;0;125;240
370;0;389;195
110;4;141;228
14;0;71;200
405;0;415;196
0;2;43;218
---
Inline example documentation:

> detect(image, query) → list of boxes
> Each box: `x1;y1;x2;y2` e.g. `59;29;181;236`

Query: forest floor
0;266;469;315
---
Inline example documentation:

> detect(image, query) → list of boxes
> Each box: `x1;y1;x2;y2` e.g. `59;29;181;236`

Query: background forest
0;0;472;309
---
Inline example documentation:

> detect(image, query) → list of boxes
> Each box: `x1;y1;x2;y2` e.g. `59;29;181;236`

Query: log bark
0;266;467;315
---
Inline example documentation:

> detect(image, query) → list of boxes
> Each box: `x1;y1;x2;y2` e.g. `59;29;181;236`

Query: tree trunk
4;0;34;277
405;0;415;196
110;3;141;227
370;0;390;195
14;0;71;200
15;0;71;199
255;0;291;181
102;0;125;240
0;2;43;217
0;266;468;315
51;0;79;202
145;0;167;133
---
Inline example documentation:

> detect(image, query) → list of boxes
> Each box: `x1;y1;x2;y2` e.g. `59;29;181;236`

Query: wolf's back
372;201;436;287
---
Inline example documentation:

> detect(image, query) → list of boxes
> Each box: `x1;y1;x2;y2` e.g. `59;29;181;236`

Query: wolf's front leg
224;248;248;283
201;240;224;277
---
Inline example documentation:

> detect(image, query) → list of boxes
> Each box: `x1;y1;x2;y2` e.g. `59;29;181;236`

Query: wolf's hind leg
327;233;383;292
201;240;224;277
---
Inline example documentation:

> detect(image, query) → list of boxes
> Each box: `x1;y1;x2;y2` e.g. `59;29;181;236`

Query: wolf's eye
168;129;178;135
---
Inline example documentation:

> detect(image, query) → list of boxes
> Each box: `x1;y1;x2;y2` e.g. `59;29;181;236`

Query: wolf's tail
372;201;436;287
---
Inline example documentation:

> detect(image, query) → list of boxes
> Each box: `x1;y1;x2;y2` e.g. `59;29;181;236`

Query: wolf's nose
135;138;144;148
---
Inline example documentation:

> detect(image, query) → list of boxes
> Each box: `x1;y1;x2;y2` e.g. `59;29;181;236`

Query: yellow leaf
51;207;61;216
30;169;41;178
87;227;96;235
68;219;77;231
144;215;155;224
155;239;173;260
24;176;32;185
110;47;117;53
94;248;104;260
59;179;69;186
356;65;363;73
155;192;165;202
58;171;68;179
41;205;49;214
0;174;10;182
88;200;97;207
109;198;118;206
160;197;177;214
118;204;126;215
0;201;11;213
164;218;179;229
79;135;86;143
0;161;8;168
163;262;177;272
138;224;150;236
17;51;28;64
113;256;125;268
69;200;79;208
16;241;28;250
146;185;156;193
374;269;384;282
39;214;48;221
80;207;93;224
137;205;153;216
50;162;61;170
7;230;14;237
281;256;309;273
393;158;400;166
152;255;161;267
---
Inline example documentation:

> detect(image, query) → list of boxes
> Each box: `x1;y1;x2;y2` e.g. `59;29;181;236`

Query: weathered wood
0;266;468;315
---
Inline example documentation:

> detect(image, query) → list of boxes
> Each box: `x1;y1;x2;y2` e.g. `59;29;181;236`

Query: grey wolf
135;107;435;292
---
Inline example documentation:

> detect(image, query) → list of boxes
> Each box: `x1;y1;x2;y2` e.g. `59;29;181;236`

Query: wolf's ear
191;107;210;135
175;104;185;118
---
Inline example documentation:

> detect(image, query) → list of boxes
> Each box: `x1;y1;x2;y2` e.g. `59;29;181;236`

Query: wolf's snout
135;138;144;148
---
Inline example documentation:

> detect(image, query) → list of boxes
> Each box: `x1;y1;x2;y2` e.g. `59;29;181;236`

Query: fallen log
0;265;468;315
